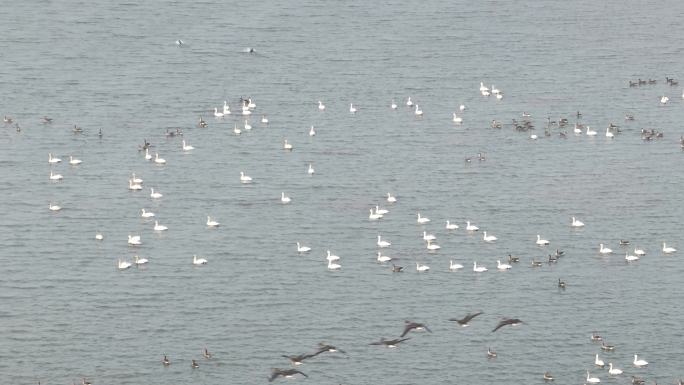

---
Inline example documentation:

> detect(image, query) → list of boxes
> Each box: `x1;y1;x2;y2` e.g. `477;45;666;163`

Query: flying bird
314;343;346;355
449;311;483;327
281;353;317;366
268;368;308;382
492;318;523;332
401;320;432;337
369;337;411;348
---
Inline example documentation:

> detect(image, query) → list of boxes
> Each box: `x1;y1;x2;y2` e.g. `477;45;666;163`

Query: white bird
69;156;82;165
128;179;142;190
660;95;669;104
145;148;152;160
48;153;61;164
192;255;208;265
422;231;436;241
247;98;256;109
296;242;311;253
318;100;325;110
473;262;488;272
574;124;583;134
326;250;340;262
606;127;614;138
608;363;623;375
150;188;163;199
530;134;538;140
154;153;166;164
446;220;459;230
154;220;168;231
327;260;341;270
406;97;413;107
241;105;251;115
449;260;464;271
536;234;549;246
452;113;463;124
625;252;639;262
633;354;648;367
416;262;430;272
95;232;103;240
390;100;397;109
49;203;61;211
233;124;242;135
127;235;141;245
309;126;316;136
117;259;132;270
571;217;584;227
349;103;357;113
307;163;315;175
599;243;612;254
130;173;143;184
479;82;489;92
206;216;220;227
375;205;389;215
491;85;500;94
496;260;512;270
283;139;293;151
663;242;677;253
377;235;391;248
182;140;194;151
49;171;63;181
141;208;155;218
369;208;383;220
213;107;224;118
483;231;497;242
244;120;252;130
586;126;597;136
261;115;268;124
386;192;397;203
595;354;605;368
281;192;291;204
414;104;423;116
586;371;600;383
459;104;466;111
240;171;252;184
134;255;149;266
416;213;430;224
466;221;479;231
426;239;440;251
222;101;231;115
496;93;503;100
634;247;646;256
481;89;490;97
377;252;392;263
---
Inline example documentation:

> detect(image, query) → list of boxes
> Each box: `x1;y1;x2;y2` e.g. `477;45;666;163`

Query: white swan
663;242;677;253
633;354;648;367
95;232;103;240
452;113;463;123
491;85;500;95
206;216;220;227
586;371;600;383
192;255;208;265
390;100;397;109
422;231;436;241
426;239;440;251
386;192;396;203
595;353;605;367
154;220;168;231
307;163;315;175
661;95;669;104
608;363;622;375
459;104;466;111
127;235;141;245
129;179;142;190
318;100;325;110
131;173;143;184
145;148;152;160
349;103;357;113
118;259;132;270
606;127;614;138
247;98;256;108
586;126;597;136
406;97;413;107
599;243;612;254
150;188;163;199
375;205;389;215
134;255;149;265
536;234;549;246
244;120;252;130
377;252;392;263
479;82;489;92
182;140;194;151
625;252;639;262
496;93;503;100
571;217;584;227
416;262;430;272
141;208;155;218
213;107;224;118
309;126;316;136
233;124;242;135
449;260;464;270
69;156;82;165
49;171;63;181
327;260;341;270
634;247;646;256
154;153;166;164
446;220;459;230
414;104;423;116
481;89;490;97
240;171;252;183
377;235;391;248
466;221;479;231
369;208;383;220
281;192;291;204
326;250;340;262
296;242;311;253
283;139;293;150
261;115;268;124
48;153;61;164
483;231;497;242
574;124;583;134
241;104;251;115
223;100;231;115
530;134;538;140
49;203;61;211
496;260;512;270
416;213;430;224
473;262;487;272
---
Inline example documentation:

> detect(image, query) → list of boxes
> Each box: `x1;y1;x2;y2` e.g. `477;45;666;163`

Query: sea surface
1;0;683;384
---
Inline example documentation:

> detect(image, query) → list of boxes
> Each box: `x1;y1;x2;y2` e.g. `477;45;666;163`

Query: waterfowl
261;115;268;124
213;108;224;118
508;254;520;263
154;153;166;164
377;235;391;248
492;318;523;332
69;156;82;165
309;126;316;136
281;353;316;366
619;239;630;246
531;259;543;267
49;203;62;211
586;126;598;136
48;153;61;164
327;259;341;270
233;124;242;135
536;234;549;245
369;337;410;348
487;347;497;358
416;213;430;224
473;262;488;272
595;353;605;368
414;104;423;116
496;93;503;100
530;134;538;140
390;100;397;109
181;140;194;151
268;368;308;382
422;231;436;241
369;208;383;220
449;260;464;271
376;252;392;263
601;341;615;351
349;103;357;113
483;231;497;242
128;235;141;245
459;104;466;111
625;252;639;262
496;260;512;270
150;188;163;199
481;89;490;96
574;124;583;134
591;331;602;341
203;348;212;359
240;171;252;183
134;255;149;265
416;262;430;272
634;247;646;256
375;205;389;215
153;221;168;231
246;98;256;109
479;82;489;92
222;101;231;115
452;113;463;123
95;232;103;240
314;343;346;355
633;354;648;367
406;97;413;107
283;139;293;151
192;255;208;265
128;179;142;190
608;363;623;375
606;127;614;138
571;217;584;227
191;359;199;368
449;311;482;326
49;171;63;181
130;173;143;184
307;163;315;175
386;193;397;203
296;242;311;253
162;355;170;366
662;242;676;253
244;120;252;130
543;372;554;381
446;220;459;230
400;320;432;337
141;208;155;218
280;192;291;204
466;221;479;231
118;259;132;270
599;244;613;254
318;100;325;110
660;95;669;104
558;278;566;288
326;250;339;262
145;148;152;160
586;371;601;383
426;239;440;251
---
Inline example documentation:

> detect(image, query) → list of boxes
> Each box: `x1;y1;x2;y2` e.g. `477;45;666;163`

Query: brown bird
492;318;523;332
400;320;432;337
369;337;411;348
314;342;346;355
268;368;308;382
449;311;483;327
282;353;316;366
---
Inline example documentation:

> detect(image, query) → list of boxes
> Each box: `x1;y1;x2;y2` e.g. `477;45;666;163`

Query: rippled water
2;0;684;384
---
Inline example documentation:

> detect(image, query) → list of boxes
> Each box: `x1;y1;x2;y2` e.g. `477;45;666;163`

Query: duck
386;192;397;203
601;341;615;351
154;153;166;164
449;260;464;271
192;255;208;265
181;140;194;151
608;363;623;375
662;242;677;253
318;100;325;110
586;126;598;136
49;171;63;181
414;104;423;116
416;213;430;224
309;126;316;136
586;371;601;383
466;221;479;231
326;250;340;262
134;255;149;265
633;354;648;367
141;208;155;218
508;254;520;263
327;259;341;270
483;231;497;242
281;192;291;204
191;359;199;368
369;208;383;220
595;353;605;368
571;216;584;227
496;260;512;270
213;107;224;118
296;242;311;253
117;259;132;270
536;234;549;245
422;231;436;241
416;262;430;272
426;240;441;251
283;139;293;151
473;262;488;272
599;243;613;254
162;355;170;366
128;235;141;245
377;235;391;248
48;153;61;164
634;247;646;256
49;203;62;211
153;221;168;231
452;113;463;124
239;171;252;183
376;252;392;263
446;220;459;230
150;188;163;199
349;103;357;113
625;252;639;262
307;163;315;175
69;156;82;165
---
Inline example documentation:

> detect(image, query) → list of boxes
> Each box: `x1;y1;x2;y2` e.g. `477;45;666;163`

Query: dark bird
162;355;170;366
391;263;404;273
548;254;559;264
487;347;497;358
554;249;565;257
531;259;543;267
268;368;308;382
191;359;199;368
591;331;602;342
282;353;316;366
314;343;346;355
558;278;566;288
601;341;615;351
81;378;92;385
492;318;523;332
631;376;645;385
401;320;432;337
449;311;483;327
41;116;53;124
620;240;630;246
369;337;410;348
543;372;554;381
203;348;212;359
508;254;520;263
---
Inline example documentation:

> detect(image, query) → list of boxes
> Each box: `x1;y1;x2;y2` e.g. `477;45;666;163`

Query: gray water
1;0;683;384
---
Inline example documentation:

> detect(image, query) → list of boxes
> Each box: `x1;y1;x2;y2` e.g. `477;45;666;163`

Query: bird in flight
492;318;523;332
268;368;308;382
401;320;432;337
449;311;484;327
369;337;411;348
